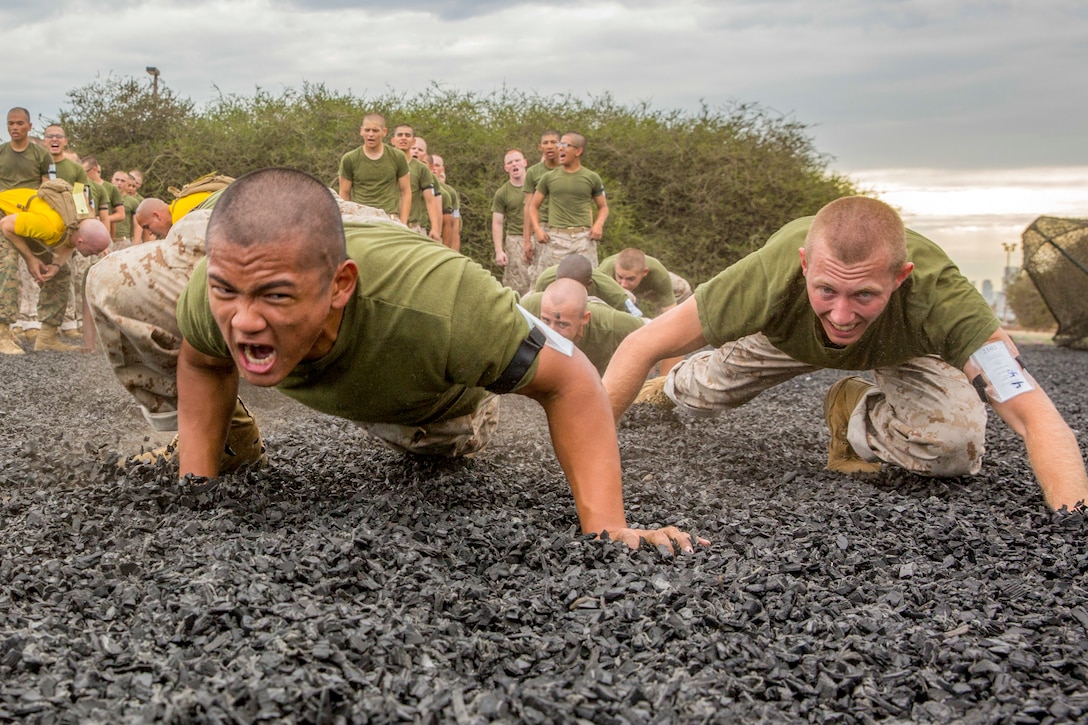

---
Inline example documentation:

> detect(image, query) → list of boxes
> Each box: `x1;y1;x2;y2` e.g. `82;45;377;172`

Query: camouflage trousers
501;233;534;297
537;227;597;270
364;394;501;457
86;210;211;417
670;272;693;306
0;240;69;327
666;333;988;477
88;196;494;457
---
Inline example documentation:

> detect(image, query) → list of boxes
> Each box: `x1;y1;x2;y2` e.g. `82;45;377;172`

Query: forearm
527;361;628;535
602;338;660;422
1022;410;1088;510
492;216;505;256
177;342;239;478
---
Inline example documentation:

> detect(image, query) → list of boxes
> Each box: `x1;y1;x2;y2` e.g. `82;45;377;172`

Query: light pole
1001;241;1017;322
146;66;160;99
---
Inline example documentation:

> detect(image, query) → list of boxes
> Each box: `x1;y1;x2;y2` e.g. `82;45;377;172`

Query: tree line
54;74;859;286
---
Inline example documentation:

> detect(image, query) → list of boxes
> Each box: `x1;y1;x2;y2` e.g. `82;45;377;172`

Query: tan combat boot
34;324;80;352
0;325;25;355
824;376;882;473
124;398;268;473
632;376;675;408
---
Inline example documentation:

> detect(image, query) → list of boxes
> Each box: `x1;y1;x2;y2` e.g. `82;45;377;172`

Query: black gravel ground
1;343;1087;723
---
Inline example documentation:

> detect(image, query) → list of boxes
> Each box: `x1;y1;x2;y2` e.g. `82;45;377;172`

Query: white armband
968;341;1033;403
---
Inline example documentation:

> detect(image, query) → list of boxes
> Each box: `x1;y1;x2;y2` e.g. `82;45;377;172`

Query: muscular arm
528;191;547;244
176;339;240;479
969;329;1088;510
491;212;507;266
397;175;412;225
517;345;705;552
603;297;709;422
426;188;442;242
338;177;353;202
590;193;609;241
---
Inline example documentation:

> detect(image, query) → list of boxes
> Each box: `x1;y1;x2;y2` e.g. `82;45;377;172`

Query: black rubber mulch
0;345;1086;723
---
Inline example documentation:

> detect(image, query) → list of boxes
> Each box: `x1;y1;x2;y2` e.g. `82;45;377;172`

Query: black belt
486;326;546;394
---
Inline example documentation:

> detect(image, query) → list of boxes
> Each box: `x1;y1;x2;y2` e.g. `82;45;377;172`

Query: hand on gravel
604;526;710;553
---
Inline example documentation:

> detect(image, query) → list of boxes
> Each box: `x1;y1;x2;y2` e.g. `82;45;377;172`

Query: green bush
52;77;860;285
1007;271;1058;329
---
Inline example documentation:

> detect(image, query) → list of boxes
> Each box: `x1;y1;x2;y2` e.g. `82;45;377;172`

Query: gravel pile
1;344;1086;723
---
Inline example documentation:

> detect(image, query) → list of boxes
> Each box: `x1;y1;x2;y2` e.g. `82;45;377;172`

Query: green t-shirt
407;158;436;227
50;158;89;186
695;217;999;371
599;254;676;317
524;161;557;226
533;265;631;312
491;180;525;237
86;180;110;217
102;181;123;213
115;194;140;239
520;292;644;376
177;222;537;425
338;144;409;215
437;181;457;215
536;167;604;229
0;142;51;191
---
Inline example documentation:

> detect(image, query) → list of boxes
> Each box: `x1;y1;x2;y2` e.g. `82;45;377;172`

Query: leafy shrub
53;78;860;285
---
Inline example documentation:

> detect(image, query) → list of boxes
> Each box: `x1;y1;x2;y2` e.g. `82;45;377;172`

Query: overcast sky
4;0;1087;283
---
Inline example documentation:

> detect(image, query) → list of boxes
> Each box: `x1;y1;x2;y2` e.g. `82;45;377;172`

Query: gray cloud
2;0;1086;171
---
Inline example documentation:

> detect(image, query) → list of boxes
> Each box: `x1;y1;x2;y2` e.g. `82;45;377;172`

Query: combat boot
0;325;25;355
824;376;881;473
61;326;82;340
633;375;675;409
124;398;268;474
34;324;80;352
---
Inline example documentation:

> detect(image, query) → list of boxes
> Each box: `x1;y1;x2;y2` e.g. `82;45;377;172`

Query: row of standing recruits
337;114;461;252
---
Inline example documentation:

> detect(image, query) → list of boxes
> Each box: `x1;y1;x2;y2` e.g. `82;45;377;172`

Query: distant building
981;279;994;304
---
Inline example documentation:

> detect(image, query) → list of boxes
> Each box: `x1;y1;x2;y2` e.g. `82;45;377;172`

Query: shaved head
207;167;346;283
540;278;591;343
555;254;593;288
804;196;907;273
135;197;172;237
74;219;111;255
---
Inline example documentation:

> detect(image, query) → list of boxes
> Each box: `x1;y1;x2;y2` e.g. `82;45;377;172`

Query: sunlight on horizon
847;167;1088;286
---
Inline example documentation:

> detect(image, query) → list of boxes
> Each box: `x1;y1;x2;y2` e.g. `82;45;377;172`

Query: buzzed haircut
362;112;386;127
564;132;587;151
392;123;414;135
81;155;98;168
555;254;593;287
615;248;647;272
540;130;560;142
805;196;907;272
206;168;347;283
543;278;589;316
7;107;30;121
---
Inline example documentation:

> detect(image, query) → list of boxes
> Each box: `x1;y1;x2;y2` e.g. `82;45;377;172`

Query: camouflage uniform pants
86;196;405;430
16;257;39;329
538;227;597;270
0;240;70;327
501;233;534;297
525;229;547;285
670;272;693;306
364;394;501;457
666;333;988;476
86;210;212;418
62;252;97;330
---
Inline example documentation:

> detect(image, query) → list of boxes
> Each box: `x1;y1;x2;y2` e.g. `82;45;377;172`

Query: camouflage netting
1021;216;1088;350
